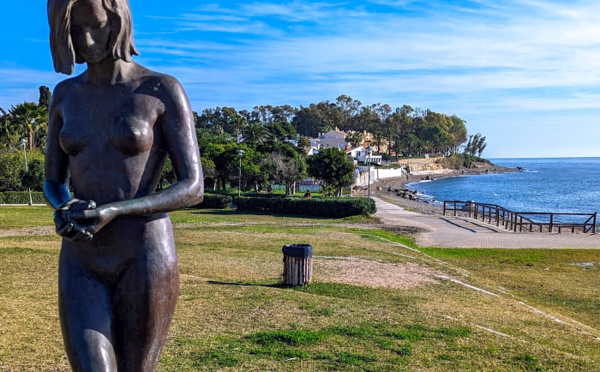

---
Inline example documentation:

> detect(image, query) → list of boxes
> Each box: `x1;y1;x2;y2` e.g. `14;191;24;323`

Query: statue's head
48;0;139;75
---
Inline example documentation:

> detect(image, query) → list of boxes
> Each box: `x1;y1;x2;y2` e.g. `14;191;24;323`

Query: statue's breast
58;89;159;158
108;115;154;156
59;120;89;156
59;115;154;157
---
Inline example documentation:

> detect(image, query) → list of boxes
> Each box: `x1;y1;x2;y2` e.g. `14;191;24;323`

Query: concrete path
373;197;600;249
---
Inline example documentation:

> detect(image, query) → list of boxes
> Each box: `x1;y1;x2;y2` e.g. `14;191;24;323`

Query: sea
408;158;600;216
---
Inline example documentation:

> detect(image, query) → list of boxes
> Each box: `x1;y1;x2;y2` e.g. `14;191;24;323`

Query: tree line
0;87;487;194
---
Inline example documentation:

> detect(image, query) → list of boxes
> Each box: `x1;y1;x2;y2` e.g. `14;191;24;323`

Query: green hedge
194;193;233;209
234;196;376;218
0;191;235;209
0;191;46;204
241;192;287;198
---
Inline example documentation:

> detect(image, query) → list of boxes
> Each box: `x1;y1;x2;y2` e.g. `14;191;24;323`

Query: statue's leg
114;230;180;371
58;253;118;372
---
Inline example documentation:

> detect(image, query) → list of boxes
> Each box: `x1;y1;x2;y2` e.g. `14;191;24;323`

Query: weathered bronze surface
44;0;203;370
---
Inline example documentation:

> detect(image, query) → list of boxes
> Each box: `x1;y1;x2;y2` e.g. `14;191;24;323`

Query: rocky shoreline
357;164;517;216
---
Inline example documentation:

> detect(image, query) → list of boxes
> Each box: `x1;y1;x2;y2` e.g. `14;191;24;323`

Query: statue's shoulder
147;71;184;94
134;66;188;104
53;74;84;99
50;75;84;112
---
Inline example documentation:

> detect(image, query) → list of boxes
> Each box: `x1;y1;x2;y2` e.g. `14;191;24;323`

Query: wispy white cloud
3;0;600;156
138;0;600;96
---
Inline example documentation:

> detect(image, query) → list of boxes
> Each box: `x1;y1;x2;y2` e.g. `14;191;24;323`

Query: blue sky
2;0;600;158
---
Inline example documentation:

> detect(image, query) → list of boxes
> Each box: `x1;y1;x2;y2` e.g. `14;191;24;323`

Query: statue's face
70;0;112;64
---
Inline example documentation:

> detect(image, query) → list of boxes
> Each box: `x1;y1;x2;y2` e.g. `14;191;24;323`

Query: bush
194;193;233;209
0;191;46;204
22;152;45;191
234;196;376;218
206;189;238;196
242;192;286;198
436;154;491;169
0;153;24;191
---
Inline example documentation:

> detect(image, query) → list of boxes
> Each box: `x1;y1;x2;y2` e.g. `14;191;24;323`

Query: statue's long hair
48;0;139;74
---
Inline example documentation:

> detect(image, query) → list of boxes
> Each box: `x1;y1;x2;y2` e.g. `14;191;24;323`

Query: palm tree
0;115;21;151
243;122;272;145
8;102;48;150
297;135;311;149
372;130;385;153
345;131;363;148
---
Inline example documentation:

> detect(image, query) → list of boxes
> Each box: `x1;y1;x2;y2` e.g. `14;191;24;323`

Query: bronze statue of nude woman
44;0;203;370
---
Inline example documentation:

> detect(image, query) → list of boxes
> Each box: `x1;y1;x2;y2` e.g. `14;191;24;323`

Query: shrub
234;196;376;217
0;153;24;191
436;154;491;169
194;193;233;209
0;191;46;204
242;192;286;198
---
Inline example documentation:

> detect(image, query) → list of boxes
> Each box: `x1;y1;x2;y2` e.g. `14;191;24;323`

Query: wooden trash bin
282;244;313;286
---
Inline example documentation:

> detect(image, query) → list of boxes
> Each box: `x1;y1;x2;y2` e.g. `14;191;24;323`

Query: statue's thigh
114;237;180;371
58;257;118;372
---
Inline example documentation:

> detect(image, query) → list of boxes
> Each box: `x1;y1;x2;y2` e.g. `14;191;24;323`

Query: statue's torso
57;74;168;206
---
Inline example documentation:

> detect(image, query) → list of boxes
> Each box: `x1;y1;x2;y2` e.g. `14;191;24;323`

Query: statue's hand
69;205;117;236
54;199;97;242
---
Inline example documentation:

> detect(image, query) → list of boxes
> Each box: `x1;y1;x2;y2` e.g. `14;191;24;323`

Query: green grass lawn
0;206;599;371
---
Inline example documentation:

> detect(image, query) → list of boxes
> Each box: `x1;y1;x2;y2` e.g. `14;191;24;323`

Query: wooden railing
443;201;597;234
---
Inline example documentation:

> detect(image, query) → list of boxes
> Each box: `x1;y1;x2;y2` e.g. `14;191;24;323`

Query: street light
366;146;373;202
19;138;33;206
238;149;244;196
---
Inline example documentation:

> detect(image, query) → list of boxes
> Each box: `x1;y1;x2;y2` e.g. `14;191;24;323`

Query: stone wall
355;157;447;186
398;157;444;172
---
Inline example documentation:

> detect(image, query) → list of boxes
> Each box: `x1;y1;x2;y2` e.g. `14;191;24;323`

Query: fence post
519;216;523;232
549;214;554;233
443;201;446;216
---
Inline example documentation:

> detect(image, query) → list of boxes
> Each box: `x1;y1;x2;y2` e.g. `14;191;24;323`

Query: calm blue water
409;158;600;215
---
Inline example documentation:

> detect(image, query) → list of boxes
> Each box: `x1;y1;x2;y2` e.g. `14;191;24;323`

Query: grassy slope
0;207;598;371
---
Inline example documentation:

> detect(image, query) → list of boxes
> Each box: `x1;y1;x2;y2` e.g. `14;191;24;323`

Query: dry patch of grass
316;258;438;289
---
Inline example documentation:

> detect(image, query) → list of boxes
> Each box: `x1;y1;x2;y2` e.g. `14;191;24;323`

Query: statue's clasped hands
54;199;117;242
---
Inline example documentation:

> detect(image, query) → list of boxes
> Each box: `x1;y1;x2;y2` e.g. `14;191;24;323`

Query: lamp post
238;149;244;196
20;138;33;206
366;146;373;202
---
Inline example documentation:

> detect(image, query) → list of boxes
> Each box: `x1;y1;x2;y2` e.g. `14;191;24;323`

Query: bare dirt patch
316;257;438;289
382;225;430;235
0;226;55;238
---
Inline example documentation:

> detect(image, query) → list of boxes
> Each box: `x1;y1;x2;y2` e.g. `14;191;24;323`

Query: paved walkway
373;197;600;249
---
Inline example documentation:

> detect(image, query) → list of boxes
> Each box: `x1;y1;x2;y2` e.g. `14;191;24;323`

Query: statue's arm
43;85;71;210
71;76;204;229
44;85;94;241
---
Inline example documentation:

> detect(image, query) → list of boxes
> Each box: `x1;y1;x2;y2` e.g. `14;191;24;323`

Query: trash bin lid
282;244;313;258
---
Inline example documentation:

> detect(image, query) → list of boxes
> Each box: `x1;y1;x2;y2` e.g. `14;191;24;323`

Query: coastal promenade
373;197;600;249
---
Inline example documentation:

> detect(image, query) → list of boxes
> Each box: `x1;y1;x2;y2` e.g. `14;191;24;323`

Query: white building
309;129;348;151
347;146;382;165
